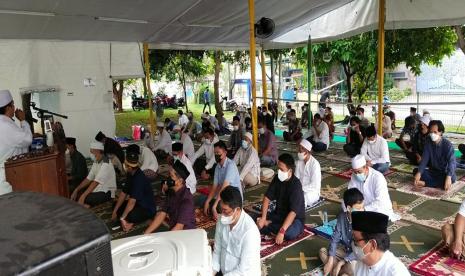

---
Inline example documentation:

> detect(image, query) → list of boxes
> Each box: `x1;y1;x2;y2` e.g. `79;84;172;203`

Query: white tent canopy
273;0;465;45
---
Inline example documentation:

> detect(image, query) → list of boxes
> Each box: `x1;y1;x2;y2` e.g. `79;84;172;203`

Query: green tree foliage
455;25;465;55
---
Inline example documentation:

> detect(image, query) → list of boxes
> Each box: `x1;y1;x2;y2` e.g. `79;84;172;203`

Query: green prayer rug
399;198;458;230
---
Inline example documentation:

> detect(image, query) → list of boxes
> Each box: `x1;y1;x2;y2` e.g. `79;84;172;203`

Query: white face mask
205;139;211;145
297;152;306;161
233;125;239;131
277;169;289;182
430;133;440;142
220;209;237;225
259;128;265;135
241;140;249;149
352;241;373;260
65;149;70;155
90;153;96;162
368;139;376;144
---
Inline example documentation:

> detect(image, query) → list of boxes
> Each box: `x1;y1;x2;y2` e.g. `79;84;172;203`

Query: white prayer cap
423;109;430;115
420;116;430;126
90;142;104;150
0;90;13;108
156;122;164;127
244;132;253;142
300;139;312;152
352;154;367;169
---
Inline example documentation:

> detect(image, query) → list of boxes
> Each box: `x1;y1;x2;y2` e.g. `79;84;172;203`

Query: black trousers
343;143;361;158
193;158;216;177
84;191;111;207
116;201;153;224
203;102;211;113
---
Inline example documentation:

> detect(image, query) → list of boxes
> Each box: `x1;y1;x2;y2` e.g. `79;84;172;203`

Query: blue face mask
241;140;249;149
355;173;366;182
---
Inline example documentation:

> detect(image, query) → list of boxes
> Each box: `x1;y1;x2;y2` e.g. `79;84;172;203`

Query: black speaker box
0;192;113;275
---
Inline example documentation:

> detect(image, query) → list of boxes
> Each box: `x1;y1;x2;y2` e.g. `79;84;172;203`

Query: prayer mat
386;171;413;189
260;225;315;260
310;219;337;240
305;201;343;226
194;208;217;230
397;181;465;200
320;176;348;203
389;189;420;213
335;168;397;179
319;158;351;176
261;167;275;183
325;153;352;163
409;243;465;276
390;151;408;160
398;198;458;230
247;197;326;215
392;163;417;174
444;187;465;204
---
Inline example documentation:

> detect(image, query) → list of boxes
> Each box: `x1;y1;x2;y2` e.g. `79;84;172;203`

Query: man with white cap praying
0;90;32;195
295;139;321;207
71;142;116;208
233;132;260;187
360;125;390;174
348;155;397;221
153;121;172;159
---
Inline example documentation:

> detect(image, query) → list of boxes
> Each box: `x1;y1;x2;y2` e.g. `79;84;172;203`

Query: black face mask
215;154;222;163
165;178;176;196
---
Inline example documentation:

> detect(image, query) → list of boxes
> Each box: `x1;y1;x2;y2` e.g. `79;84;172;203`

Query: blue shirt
329;212;356;262
418;137;456;182
127;168;157;215
204;90;210;102
214;158;243;198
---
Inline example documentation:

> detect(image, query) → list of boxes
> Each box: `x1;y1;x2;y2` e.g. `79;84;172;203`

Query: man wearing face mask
126;144;158;181
360;126;390;174
71;142;116;208
348;155;397;221
355;107;370;129
144;161;196;234
408;106;421;124
351;211;410;275
212;186;261;276
65;137;88;192
233;132;260;188
319;188;365;276
307;113;330;152
228;116;244;158
344;117;365;158
258;119;278;167
204;141;242;220
283;109;302;142
112;151;156;232
177;109;189;129
257;153;305;244
153;121;172;159
172;142;197;194
414;120;456;191
295;140;321;207
261;106;275;134
192;128;219;180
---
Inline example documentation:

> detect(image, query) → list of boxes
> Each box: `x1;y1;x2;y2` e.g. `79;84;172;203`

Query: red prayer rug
398;181;465;200
260;225;315;260
194;208;217;230
409;243;465;276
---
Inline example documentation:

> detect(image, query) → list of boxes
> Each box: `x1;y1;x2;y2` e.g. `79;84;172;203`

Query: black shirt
265;174;305;224
124;168;156;215
104;137;125;164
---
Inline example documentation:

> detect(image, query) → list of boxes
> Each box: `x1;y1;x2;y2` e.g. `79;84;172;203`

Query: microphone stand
30;102;68;144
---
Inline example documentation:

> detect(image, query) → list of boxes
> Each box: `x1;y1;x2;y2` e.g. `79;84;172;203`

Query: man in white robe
295;139;321;207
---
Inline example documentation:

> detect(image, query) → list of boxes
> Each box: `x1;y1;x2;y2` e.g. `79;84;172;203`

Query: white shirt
212;211;261;276
348;167;397;221
139;146;158;173
233;145;260;182
181;132;195;162
87;160;117;197
178;114;189;128
354;250;410;276
180;154;197;194
361;135;390;165
192;135;219;170
295;155;321;206
312;121;330;147
154;129;172;154
0;115;32;195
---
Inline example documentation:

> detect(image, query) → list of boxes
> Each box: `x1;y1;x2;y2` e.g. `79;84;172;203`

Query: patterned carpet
91;138;465;275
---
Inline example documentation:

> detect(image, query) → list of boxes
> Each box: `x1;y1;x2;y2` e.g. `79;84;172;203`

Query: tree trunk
229;64;237;100
113;80;124;112
213;51;223;114
270;55;276;102
180;66;189;113
455;26;465;55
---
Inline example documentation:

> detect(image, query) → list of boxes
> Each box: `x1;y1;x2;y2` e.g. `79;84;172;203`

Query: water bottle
323;211;328;226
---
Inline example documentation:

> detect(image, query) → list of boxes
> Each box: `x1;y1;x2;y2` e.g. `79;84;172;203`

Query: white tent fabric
273;0;465;45
0;40;143;155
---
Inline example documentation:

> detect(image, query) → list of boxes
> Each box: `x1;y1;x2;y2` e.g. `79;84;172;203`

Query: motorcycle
177;97;185;107
221;96;238;111
164;94;178;109
132;97;150;111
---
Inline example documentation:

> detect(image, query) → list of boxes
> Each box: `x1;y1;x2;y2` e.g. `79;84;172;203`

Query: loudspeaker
0;192;113;275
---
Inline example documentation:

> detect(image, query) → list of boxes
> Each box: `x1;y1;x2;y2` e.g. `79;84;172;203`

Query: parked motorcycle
132;97;150;111
177;97;185;107
221;96;238;111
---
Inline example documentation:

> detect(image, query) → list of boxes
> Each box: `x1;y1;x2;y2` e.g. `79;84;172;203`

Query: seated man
283;109;302;142
177;109;189;130
355;107;371;129
126;144;158;181
144;161;196;233
71;142;116;208
349;155;396;221
324;106;335;140
442;198;465;260
256;153;305;244
258;119;278;167
395;116;417;152
233;132;260;188
414;120;456;190
212;186;261;276
172;142;197;194
295;140;321;207
307;113;330;152
215;113;230;136
343;117;365;158
111;151;156;232
95;131;124;164
192;128;219;180
300;104;309;128
65;137;88;192
164;117;176;132
409;106;421;124
380;112;392;139
360;125;390;173
261;106;275;134
186;112;202;140
154;121;173;159
228;116;245;158
320;188;365;276
172;125;195;162
203;141;243;220
352;212;410;275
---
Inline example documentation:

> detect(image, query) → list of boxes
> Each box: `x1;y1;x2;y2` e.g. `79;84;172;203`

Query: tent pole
307;34;313;129
377;0;385;136
248;0;259;150
143;43;155;135
260;48;268;107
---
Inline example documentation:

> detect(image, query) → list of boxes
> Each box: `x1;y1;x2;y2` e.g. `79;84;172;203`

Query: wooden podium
5;152;69;197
